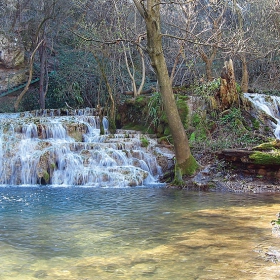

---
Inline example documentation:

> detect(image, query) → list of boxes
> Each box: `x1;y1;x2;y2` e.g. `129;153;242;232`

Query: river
0;186;279;279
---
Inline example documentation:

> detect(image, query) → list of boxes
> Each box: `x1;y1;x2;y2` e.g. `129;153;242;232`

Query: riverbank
162;149;280;193
185;161;280;193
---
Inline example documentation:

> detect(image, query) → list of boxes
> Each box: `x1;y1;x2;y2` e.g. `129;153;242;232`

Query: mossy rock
249;151;280;165
43;171;50;183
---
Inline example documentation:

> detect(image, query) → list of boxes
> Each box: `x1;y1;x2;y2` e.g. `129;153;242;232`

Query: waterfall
0;109;169;187
244;93;280;139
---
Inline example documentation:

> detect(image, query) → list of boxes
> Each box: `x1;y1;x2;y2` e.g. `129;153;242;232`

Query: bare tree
12;0;73;111
132;0;200;181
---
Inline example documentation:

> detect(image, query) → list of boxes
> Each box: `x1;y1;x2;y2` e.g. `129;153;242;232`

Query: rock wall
0;33;27;92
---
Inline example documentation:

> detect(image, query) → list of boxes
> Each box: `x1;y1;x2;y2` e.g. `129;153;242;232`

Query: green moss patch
253;140;280;151
249;151;280;165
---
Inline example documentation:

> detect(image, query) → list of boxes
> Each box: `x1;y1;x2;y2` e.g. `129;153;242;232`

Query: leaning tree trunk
133;0;199;181
219;59;239;110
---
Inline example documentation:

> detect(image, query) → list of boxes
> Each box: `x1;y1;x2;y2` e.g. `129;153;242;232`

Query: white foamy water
0;110;166;187
244;93;280;138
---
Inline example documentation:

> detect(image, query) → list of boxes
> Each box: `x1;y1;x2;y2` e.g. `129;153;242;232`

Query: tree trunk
240;55;249;93
133;0;199;180
92;51;116;134
39;40;47;109
199;47;217;82
205;59;213;81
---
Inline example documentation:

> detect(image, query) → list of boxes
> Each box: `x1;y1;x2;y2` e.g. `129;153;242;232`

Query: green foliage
164;126;171;136
271;218;280;225
188;104;265;154
217;108;262;147
191;78;220;96
147;92;189;137
236;82;242;94
147;91;163;128
189;132;196;142
252;119;260;130
189;111;209;144
220;108;243;127
191;113;201;127
175;95;189;128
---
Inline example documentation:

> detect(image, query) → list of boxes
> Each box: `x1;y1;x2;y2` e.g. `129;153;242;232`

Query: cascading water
0;109;169;187
244;93;280;138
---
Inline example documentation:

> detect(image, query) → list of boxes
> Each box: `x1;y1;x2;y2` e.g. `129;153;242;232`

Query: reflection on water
0;187;280;279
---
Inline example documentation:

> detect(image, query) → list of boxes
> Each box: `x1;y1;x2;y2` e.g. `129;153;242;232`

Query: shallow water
0;186;280;279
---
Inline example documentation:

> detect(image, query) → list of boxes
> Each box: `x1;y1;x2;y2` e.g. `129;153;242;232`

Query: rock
0;33;27;92
217;143;280;179
0;34;25;68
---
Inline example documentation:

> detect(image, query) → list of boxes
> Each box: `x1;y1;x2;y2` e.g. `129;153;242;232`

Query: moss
50;163;56;169
249;151;280;165
173;155;200;185
140;136;149;147
181;154;200;176
135;95;148;106
163;126;171;136
176;96;189;128
234;118;247;132
158;136;171;145
253;140;280;151
43;171;50;183
173;164;183;186
109;118;116;134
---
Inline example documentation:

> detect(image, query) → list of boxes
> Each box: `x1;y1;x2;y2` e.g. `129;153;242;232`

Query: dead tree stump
219;59;239;110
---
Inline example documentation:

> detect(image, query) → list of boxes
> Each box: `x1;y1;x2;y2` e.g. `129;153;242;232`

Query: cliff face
0;33;27;92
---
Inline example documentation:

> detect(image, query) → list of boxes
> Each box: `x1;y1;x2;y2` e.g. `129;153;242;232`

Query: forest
1;0;279;107
0;0;280;183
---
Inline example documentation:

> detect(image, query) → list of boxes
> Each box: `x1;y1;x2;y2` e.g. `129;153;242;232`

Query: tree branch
14;39;44;112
